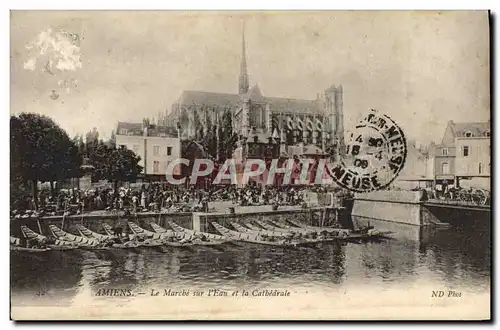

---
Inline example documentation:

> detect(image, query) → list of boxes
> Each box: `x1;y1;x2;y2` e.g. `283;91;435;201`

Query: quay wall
352;191;425;226
10;205;348;238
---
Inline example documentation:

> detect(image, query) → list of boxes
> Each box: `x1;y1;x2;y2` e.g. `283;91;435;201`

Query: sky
10;11;490;144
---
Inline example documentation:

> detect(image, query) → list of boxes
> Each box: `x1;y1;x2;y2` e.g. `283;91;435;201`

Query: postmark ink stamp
327;109;407;192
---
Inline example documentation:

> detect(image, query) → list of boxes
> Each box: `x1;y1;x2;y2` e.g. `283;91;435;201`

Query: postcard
10;10;491;320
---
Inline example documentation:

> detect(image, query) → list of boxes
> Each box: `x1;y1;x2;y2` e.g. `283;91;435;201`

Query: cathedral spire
238;23;249;95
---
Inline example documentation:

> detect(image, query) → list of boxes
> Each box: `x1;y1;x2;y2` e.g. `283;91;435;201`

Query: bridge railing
428;188;490;206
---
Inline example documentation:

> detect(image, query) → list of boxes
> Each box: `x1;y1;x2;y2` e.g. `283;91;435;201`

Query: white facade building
115;120;181;179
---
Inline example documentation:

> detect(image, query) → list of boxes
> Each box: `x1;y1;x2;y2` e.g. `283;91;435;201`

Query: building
393;142;434;190
169;29;345;162
115;119;181;181
433;120;490;189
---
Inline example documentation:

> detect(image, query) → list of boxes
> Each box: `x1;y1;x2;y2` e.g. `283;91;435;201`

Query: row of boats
10;218;392;252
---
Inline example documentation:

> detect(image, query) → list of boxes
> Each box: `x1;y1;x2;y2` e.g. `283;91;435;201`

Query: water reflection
11;219;490;306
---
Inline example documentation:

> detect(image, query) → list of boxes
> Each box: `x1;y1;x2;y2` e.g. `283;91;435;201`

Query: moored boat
231;222;296;238
49;225;102;246
76;224;114;241
150;222;168;234
166;221;231;246
127;222;172;240
77;224;150;250
127;222;193;248
102;223;117;236
10;236;51;252
285;218;346;234
211;222;305;247
10;245;51;252
20;225;79;250
168;221;228;241
48;225;115;250
255;219;313;234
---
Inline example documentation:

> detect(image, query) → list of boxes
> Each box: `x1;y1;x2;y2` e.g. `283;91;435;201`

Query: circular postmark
326;109;407;192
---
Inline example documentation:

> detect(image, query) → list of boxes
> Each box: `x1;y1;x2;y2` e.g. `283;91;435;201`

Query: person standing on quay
141;190;146;210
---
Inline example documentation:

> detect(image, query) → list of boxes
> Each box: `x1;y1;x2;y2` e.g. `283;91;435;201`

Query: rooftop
177;89;321;114
450;121;490;138
116;121;178;138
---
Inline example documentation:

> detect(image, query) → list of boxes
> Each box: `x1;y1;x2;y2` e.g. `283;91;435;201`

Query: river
10;218;490;314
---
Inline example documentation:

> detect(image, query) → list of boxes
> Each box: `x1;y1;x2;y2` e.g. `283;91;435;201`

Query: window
485;131;490;137
479;163;483;174
167;146;172;156
132;144;140;155
463;146;469;157
441;162;449;174
153;145;160;156
441;148;448;156
153;161;160;173
465;131;472;137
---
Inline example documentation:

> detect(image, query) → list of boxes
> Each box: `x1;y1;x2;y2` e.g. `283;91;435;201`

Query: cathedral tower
238;27;249;95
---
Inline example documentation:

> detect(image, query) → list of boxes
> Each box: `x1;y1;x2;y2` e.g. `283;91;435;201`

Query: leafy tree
85;127;99;158
10;113;82;209
73;134;85;156
109;130;116;148
89;144;143;195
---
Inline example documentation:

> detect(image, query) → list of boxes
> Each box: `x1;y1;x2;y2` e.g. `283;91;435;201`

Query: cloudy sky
10;11;489;144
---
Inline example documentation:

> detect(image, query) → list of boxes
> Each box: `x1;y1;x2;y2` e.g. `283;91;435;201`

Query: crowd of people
11;182;351;218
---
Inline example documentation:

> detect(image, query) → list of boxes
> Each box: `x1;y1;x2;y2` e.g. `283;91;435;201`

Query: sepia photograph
9;10;491;320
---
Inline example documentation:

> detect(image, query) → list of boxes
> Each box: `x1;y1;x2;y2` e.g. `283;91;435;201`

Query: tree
73;134;85;156
85;127;99;158
10;113;82;209
109;130;116;148
89;144;143;195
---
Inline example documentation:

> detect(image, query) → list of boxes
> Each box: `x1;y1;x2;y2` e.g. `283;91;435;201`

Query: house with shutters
433;120;490;189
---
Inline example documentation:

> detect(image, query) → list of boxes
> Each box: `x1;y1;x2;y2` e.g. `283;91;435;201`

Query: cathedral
169;30;345;160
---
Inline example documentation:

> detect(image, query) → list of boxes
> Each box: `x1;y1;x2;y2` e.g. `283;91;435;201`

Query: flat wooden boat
77;224;153;249
10;245;51;252
127;222;194;248
10;236;51;252
49;225;102;246
255;219;313;234
211;222;304;247
150;222;168;234
101;223;138;241
285;218;347;234
127;222;173;240
102;223;116;236
76;224;114;241
20;225;80;250
48;225;123;251
233;221;388;244
346;229;394;241
231;222;296;238
166;221;232;247
168;221;228;241
20;225;47;241
269;219;298;230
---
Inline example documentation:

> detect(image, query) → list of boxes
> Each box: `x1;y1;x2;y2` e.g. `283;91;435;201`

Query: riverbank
10;202;348;239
